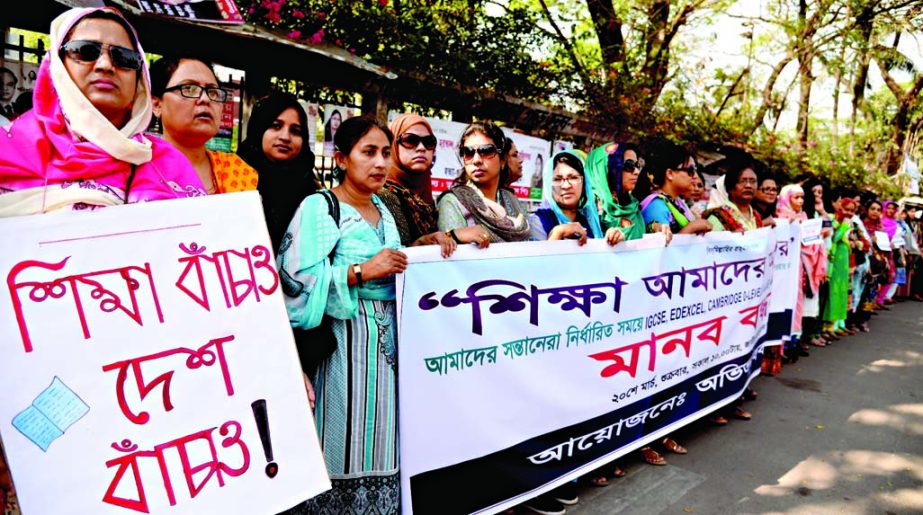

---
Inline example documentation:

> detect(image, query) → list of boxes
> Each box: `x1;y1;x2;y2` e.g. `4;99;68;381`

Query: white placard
801;218;824;245
0;192;329;514
875;231;892;251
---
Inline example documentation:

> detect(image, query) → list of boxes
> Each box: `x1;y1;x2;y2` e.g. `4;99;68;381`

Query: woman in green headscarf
585;141;671;242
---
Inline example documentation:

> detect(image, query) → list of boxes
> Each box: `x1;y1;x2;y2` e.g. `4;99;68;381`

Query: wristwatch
352;264;364;287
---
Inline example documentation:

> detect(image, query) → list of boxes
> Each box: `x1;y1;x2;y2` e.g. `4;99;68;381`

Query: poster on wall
0;193;330;514
320;105;360;157
204;80;241;153
427;118;468;194
504;131;551;201
0;59;38;123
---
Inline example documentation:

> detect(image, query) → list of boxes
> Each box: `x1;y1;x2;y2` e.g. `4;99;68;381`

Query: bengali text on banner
396;228;787;514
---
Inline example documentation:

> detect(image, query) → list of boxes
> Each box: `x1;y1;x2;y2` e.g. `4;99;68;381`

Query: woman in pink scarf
0;7;204;216
777;184;828;347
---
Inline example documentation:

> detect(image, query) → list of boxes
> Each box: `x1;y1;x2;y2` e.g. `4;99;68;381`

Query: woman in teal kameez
279;117;454;515
823;198;858;333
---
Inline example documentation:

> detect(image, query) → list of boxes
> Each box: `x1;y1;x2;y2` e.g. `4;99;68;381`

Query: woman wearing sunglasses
151;55;257;195
437;121;532;245
636;140;713;236
378;113;476;247
0;7;205;215
585;141;671;245
237;93;317;251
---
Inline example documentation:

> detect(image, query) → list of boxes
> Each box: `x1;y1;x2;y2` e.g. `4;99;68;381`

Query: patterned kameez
279;192;402;515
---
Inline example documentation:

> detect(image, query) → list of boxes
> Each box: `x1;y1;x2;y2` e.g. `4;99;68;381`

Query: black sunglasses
59;40;143;71
623;158;645;172
460;144;499;160
673;165;698;175
398;133;437;150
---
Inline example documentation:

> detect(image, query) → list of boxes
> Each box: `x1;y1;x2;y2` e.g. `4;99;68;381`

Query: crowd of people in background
1;6;923;515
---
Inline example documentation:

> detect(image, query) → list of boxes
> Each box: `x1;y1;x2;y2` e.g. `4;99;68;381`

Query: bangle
448;229;462;244
352;263;364;287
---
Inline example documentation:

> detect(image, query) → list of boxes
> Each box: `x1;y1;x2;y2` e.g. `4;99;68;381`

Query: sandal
734;407;752;420
809;337;827;347
743;388;758;401
613;466;626;478
710;415;729;425
641;447;667;466
662;437;687;454
589;475;609;487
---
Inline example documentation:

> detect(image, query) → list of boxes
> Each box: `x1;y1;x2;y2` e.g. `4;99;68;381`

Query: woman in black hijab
238;93;318;250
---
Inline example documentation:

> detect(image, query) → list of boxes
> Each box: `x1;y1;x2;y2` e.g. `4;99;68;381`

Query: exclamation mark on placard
251;399;278;478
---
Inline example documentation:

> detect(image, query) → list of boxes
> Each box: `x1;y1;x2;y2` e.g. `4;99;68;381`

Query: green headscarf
585;142;646;240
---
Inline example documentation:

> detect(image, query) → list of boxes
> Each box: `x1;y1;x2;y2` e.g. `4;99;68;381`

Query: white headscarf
707;174;728;209
49;7;153;164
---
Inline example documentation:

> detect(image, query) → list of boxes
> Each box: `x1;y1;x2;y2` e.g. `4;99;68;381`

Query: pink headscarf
776;183;826;309
776;184;806;222
882;200;898;239
0;7;203;216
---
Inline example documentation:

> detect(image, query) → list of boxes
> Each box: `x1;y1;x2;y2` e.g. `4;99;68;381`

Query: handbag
292;190;340;378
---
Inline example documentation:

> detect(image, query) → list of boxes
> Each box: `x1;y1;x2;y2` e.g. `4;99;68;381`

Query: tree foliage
240;0;923;194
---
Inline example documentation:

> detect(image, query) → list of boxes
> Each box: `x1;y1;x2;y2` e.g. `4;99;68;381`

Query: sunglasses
398;133;437;150
460;144;499;161
673;165;698;176
623;158;644;173
59;40;143;70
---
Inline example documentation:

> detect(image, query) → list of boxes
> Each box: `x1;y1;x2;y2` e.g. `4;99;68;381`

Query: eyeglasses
673;165;698;176
738;178;759;186
163;83;229;102
551;175;583;187
623;158;644;173
59;40;143;70
398;133;437;150
759;186;778;193
460;144;498;161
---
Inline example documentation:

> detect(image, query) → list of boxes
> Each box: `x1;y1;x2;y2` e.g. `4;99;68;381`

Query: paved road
560;301;923;515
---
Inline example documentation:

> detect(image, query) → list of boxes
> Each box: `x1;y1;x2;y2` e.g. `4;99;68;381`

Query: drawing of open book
12;377;89;452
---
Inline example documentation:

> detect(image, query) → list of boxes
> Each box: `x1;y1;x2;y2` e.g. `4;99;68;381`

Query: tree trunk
795;0;812;151
749;53;794;134
850;9;874;136
586;0;624;67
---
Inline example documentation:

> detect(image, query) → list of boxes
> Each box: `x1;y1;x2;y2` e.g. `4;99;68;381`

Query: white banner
0;193;329;514
396;230;779;514
765;220;802;343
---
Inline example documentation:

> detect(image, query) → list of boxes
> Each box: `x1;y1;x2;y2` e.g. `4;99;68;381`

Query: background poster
0;59;38;123
0;193;329;514
504;131;551;201
426;118;468;194
320;105;360;157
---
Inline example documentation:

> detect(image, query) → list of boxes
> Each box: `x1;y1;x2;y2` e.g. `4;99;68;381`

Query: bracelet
448;229;462;244
352;263;364;287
